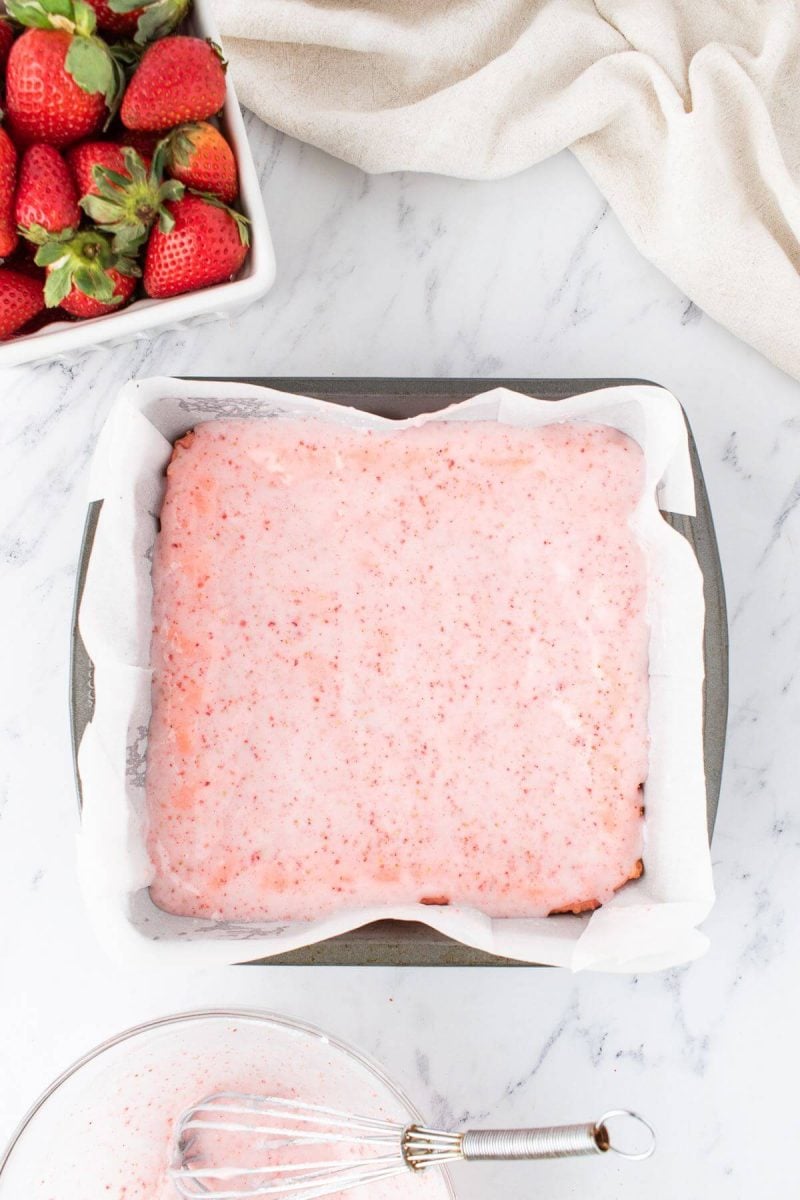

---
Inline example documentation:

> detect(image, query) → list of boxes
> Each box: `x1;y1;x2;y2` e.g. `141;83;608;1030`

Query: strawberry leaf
41;257;74;307
74;263;116;301
150;136;169;179
36;229;132;307
4;1;61;29
71;0;97;34
79;193;120;224
107;0;189;45
109;40;143;73
208;39;227;69
108;230;147;256
96;166;134;190
35;242;69;267
165;124;198;170
81;147;184;253
4;2;51;29
18;221;77;246
5;0;97;35
116;252;141;278
65;35;119;107
135;3;188;45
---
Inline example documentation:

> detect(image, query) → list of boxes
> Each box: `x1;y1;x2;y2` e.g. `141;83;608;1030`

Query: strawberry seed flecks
0;2;253;340
147;420;649;923
3;1;122;148
0;267;46;339
121;35;226;131
143;191;248;298
15;144;81;244
0;128;19;259
165;120;238;202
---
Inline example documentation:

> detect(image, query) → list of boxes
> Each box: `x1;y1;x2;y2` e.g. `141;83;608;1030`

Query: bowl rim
0;1007;455;1196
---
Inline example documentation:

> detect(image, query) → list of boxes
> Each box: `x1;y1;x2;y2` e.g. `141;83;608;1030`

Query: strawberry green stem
34;228;139;307
81;146;184;253
6;0;125;114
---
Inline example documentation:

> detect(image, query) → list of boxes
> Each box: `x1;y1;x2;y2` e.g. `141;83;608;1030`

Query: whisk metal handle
404;1109;655;1170
460;1109;655;1164
461;1122;604;1160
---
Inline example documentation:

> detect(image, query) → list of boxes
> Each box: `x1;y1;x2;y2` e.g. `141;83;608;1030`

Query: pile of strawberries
0;0;250;341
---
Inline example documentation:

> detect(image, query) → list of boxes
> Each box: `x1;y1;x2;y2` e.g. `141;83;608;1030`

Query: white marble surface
1;114;799;1198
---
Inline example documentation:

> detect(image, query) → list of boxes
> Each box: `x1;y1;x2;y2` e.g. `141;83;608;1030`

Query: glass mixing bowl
0;1009;455;1199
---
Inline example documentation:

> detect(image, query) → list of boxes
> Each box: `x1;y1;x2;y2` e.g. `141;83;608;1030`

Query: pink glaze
13;1016;446;1200
146;418;648;921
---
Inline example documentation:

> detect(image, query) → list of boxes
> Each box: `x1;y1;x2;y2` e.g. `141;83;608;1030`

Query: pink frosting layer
146;417;648;921
23;1017;447;1200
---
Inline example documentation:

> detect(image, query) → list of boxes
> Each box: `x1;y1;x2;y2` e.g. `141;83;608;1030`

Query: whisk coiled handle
403;1109;655;1170
462;1121;605;1160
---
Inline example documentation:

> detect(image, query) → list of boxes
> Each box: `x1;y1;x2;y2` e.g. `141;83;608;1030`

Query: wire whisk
170;1091;655;1198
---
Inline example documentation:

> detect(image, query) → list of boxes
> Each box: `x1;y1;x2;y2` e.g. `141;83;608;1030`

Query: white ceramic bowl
0;1;276;367
0;1009;454;1199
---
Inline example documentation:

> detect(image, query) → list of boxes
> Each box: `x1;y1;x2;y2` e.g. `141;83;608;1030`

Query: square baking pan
70;377;728;966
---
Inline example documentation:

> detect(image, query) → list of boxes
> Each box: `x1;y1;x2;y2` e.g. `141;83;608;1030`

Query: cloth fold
212;0;800;381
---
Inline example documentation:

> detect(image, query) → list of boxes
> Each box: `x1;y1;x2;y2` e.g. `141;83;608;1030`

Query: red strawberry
165;122;238;203
85;0;188;44
35;227;139;315
0;127;18;259
0;18;15;72
0;267;45;338
4;1;123;147
118;126;163;159
60;263;136;315
67;138;152;200
143;192;249;298
15;145;80;244
121;37;226;131
79;144;182;252
67;140;128;199
85;0;143;36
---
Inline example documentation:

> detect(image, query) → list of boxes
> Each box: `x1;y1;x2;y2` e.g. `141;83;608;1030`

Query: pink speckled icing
7;1016;446;1200
146;418;648;921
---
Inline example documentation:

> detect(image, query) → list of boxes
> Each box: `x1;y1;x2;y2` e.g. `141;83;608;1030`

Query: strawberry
4;1;125;147
59;262;136;315
85;0;188;44
143;192;248;298
117;126;162;158
67;139;128;198
35;227;139;314
0;18;15;72
0;266;44;337
80;144;182;251
15;144;80;244
121;36;226;131
67;137;151;199
85;0;142;37
165;121;237;203
0;127;18;259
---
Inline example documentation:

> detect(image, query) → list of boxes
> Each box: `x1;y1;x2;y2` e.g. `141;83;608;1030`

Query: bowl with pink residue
0;1010;454;1200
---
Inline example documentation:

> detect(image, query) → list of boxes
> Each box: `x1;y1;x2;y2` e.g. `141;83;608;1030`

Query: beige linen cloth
212;0;800;381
